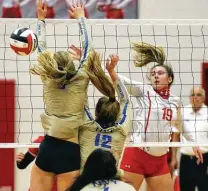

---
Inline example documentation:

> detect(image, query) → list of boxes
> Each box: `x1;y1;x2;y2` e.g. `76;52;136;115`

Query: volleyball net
0;19;208;148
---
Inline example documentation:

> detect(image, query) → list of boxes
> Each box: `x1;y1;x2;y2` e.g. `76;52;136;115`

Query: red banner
202;63;208;105
0;80;15;191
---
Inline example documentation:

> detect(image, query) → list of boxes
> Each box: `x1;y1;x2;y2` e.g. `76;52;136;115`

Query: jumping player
118;42;203;191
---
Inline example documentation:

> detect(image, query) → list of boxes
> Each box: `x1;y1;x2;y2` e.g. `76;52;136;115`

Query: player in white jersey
66;0;89;18
1;0;23;18
96;0;133;19
118;42;203;191
77;54;131;173
66;149;135;191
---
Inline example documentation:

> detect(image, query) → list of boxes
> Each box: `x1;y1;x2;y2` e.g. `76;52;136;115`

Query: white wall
1;16;208;190
139;0;208;19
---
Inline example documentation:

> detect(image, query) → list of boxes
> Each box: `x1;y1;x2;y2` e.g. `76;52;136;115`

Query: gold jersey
79;78;132;169
36;18;91;139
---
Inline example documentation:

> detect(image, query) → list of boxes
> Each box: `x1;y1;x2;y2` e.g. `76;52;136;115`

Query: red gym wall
202;63;208;106
0;80;15;191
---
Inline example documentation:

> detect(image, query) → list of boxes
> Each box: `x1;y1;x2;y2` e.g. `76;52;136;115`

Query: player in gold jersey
78;54;131;173
29;1;116;191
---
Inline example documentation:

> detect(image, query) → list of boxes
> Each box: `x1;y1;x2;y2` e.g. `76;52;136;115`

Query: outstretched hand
69;0;85;19
37;0;47;20
106;54;119;82
68;45;82;61
106;54;119;73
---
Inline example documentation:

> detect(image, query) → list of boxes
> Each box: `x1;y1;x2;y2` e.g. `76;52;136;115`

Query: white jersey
181;104;208;155
81;180;135;191
36;0;57;7
119;75;184;156
2;0;19;7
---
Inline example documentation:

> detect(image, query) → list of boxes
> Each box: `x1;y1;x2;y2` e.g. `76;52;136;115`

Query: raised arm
106;55;131;135
78;17;90;67
115;77;131;135
69;2;91;69
36;0;47;53
118;74;144;97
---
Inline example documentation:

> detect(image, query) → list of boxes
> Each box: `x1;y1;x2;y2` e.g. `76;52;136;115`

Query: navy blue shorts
35;135;80;174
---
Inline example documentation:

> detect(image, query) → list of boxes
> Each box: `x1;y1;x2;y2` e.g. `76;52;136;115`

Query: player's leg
48;136;81;191
120;147;145;190
30;163;55;191
30;135;57;191
56;170;80;191
30;135;80;191
122;171;144;190
146;173;174;191
144;149;173;191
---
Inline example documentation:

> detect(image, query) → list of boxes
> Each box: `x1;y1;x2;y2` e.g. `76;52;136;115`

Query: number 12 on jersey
95;133;112;149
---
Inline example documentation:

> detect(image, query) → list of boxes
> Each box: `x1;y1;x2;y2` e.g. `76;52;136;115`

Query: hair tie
60;73;71;89
109;97;116;102
58;66;63;71
66;72;71;80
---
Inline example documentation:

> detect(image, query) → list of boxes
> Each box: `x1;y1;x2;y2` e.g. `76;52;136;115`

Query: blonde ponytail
83;50;121;125
84;50;115;99
29;51;76;88
132;42;166;67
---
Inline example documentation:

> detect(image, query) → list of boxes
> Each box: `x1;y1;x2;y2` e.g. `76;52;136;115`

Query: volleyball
10;28;38;56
